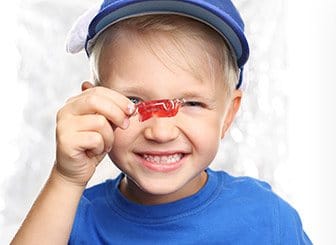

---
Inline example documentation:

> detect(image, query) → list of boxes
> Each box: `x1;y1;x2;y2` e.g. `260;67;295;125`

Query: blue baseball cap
84;0;250;88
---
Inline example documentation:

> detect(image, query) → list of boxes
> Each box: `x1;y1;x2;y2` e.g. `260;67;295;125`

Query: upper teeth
143;154;183;164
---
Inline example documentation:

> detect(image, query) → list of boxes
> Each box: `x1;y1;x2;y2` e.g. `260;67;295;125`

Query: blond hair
89;15;239;98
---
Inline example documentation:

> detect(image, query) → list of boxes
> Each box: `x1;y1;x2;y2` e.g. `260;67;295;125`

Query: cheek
184;110;222;133
181;113;222;151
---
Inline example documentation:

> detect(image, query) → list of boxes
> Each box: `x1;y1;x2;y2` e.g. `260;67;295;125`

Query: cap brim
86;0;249;68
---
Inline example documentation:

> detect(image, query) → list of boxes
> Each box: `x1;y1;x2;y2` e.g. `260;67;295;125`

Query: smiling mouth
136;152;186;172
142;153;184;164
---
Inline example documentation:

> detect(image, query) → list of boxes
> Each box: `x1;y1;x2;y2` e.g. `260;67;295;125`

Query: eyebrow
113;84;216;104
179;91;216;104
112;84;150;95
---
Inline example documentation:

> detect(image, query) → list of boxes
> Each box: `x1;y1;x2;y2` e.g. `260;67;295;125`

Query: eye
183;101;205;108
128;97;142;105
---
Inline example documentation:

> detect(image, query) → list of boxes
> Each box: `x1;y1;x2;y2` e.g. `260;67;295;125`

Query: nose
143;117;180;143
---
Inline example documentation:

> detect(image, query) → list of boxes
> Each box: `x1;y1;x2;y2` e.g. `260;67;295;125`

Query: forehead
100;26;226;89
104;34;222;86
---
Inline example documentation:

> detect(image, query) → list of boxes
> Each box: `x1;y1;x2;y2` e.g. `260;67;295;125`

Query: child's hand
54;81;135;186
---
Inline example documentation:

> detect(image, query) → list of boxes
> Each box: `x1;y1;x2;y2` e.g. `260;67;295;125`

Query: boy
12;0;312;244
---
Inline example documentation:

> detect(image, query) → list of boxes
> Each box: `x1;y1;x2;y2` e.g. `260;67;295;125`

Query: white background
285;0;336;244
0;0;335;244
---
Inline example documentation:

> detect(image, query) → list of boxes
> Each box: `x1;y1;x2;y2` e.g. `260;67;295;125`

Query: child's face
100;33;241;204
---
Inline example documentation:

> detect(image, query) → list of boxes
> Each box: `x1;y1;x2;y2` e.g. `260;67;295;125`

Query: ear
221;90;242;139
81;81;95;91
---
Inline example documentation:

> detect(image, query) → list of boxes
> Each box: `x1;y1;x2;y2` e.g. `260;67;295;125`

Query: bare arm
11;166;85;245
11;83;135;244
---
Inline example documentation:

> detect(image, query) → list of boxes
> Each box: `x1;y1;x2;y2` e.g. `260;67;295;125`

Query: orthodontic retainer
134;98;185;122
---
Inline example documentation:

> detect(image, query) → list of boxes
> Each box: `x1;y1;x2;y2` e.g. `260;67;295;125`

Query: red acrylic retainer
135;99;185;122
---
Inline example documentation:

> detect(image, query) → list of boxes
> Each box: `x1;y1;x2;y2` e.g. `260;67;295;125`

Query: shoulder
208;168;281;222
209;168;274;200
208;169;312;244
211;168;299;218
276;197;313;244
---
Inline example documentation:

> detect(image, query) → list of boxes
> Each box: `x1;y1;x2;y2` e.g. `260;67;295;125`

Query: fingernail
122;118;130;129
127;103;136;115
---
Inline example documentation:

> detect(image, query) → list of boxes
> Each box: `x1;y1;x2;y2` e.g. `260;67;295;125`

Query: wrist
50;164;87;192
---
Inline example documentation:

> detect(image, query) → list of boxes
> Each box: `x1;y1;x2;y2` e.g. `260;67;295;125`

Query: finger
56;129;106;161
75;131;106;157
60;95;130;129
69;86;135;116
64;81;94;104
73;114;115;152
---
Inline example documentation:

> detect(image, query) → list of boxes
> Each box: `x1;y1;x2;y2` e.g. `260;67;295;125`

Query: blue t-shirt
69;169;312;244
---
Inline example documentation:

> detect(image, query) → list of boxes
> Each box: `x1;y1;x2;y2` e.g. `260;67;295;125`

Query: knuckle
89;133;103;145
89;133;104;147
118;118;126;128
65;95;76;104
95;115;107;128
85;94;98;108
56;119;72;144
56;129;67;145
109;115;124;128
88;86;102;95
56;108;65;122
56;104;73;122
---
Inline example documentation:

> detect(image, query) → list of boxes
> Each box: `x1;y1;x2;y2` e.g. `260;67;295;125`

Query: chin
135;177;181;196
